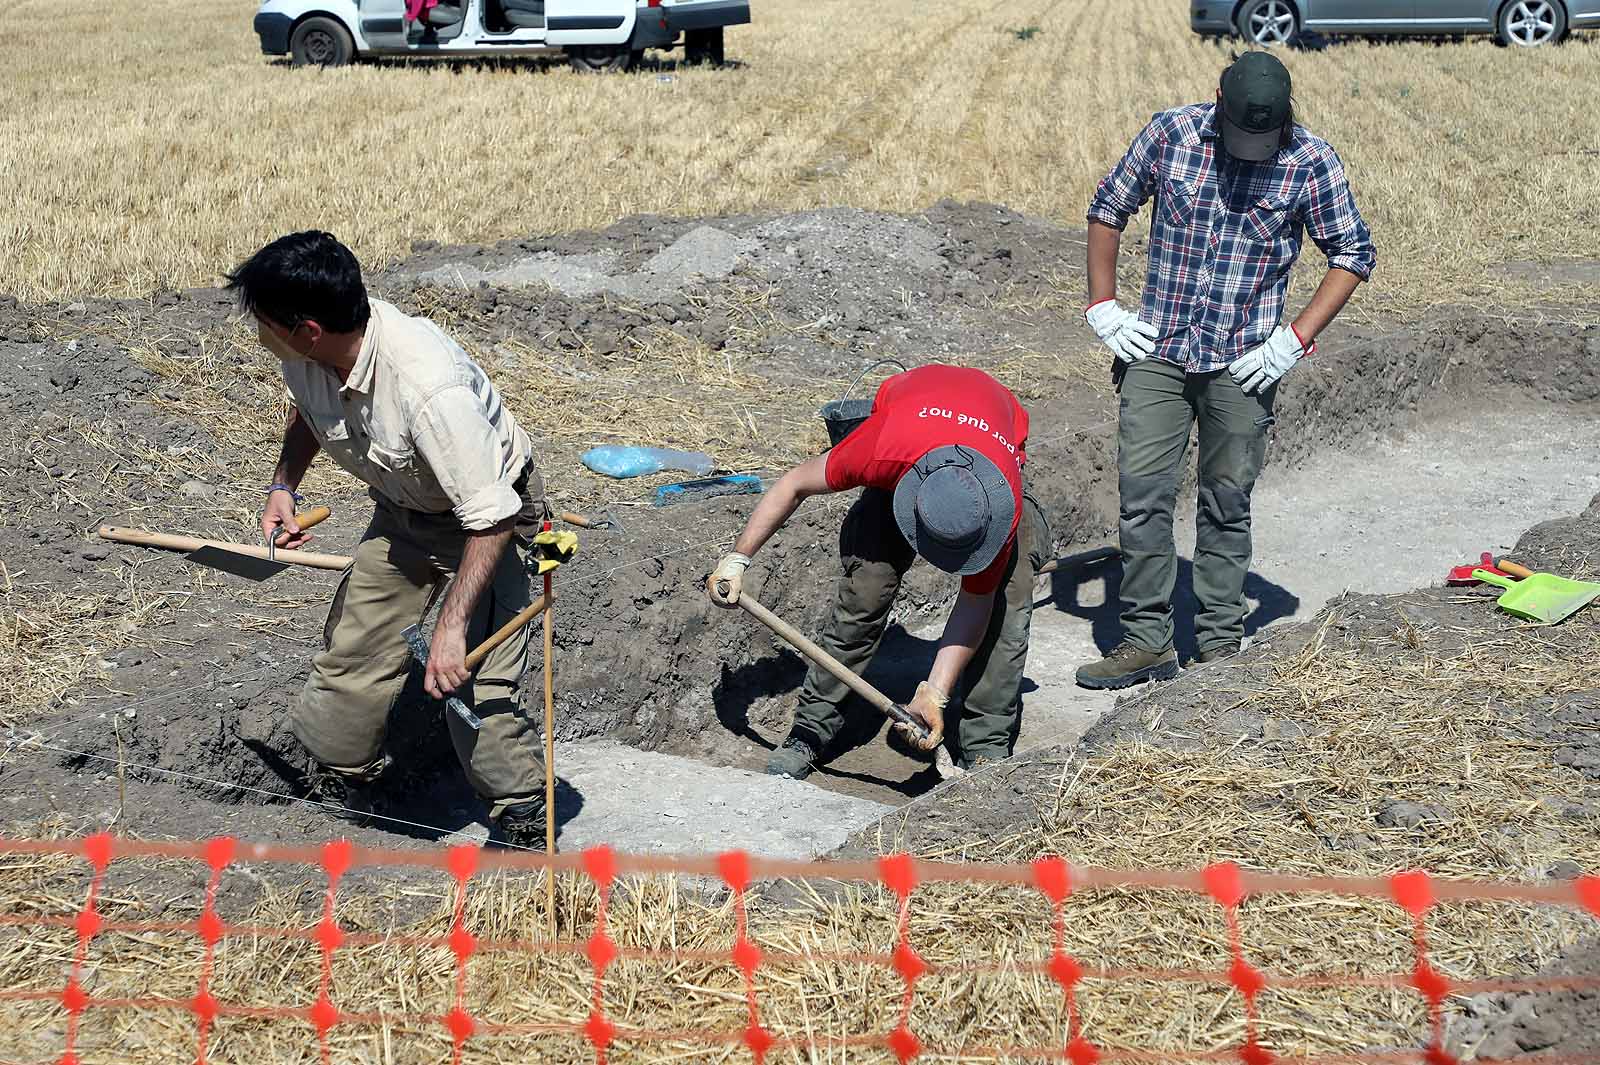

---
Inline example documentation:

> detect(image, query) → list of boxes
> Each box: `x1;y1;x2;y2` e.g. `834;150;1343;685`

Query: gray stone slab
549;740;892;859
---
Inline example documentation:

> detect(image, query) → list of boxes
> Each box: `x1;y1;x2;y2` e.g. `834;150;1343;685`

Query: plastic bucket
820;399;874;447
818;358;907;449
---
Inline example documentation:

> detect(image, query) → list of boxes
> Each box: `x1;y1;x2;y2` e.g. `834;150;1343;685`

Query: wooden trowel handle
276;505;331;545
1496;558;1535;579
732;589;930;739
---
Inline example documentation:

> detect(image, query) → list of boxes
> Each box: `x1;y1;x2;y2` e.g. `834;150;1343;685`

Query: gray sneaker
1075;642;1179;690
765;736;819;780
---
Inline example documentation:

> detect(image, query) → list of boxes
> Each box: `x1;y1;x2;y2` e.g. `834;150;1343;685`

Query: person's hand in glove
1229;324;1312;394
892;681;948;753
706;551;751;609
1085;299;1159;364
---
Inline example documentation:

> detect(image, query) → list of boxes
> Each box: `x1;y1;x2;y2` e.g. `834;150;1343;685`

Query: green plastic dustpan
1471;568;1600;625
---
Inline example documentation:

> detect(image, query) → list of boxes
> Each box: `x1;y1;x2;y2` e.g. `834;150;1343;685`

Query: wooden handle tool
1038;545;1120;576
731;588;931;740
542;564;558;931
97;525;353;571
559;509;621;532
463;592;551;671
1496;558;1535;579
274;505;331;546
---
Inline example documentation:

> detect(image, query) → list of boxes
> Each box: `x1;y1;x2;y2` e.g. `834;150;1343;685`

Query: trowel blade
185;545;288;582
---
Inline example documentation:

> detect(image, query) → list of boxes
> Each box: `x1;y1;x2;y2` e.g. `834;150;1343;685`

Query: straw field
3;0;1598;313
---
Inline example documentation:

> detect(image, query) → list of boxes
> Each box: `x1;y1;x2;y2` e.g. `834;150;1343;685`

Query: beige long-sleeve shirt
281;299;535;530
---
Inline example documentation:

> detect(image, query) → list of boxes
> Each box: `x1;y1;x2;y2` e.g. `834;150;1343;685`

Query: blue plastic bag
581;446;716;479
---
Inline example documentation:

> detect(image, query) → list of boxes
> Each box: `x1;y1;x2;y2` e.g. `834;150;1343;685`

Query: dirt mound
1446;937;1600;1058
391;201;1082;372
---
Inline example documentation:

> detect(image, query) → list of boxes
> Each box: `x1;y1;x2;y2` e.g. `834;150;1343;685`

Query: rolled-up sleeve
1302;145;1376;281
1086;114;1164;231
413;386;521;530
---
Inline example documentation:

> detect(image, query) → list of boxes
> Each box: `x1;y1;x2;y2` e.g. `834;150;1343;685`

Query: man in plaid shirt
1076;52;1375;690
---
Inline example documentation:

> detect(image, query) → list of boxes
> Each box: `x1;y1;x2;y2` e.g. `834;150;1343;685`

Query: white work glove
1085;299;1159;364
707;551;751;609
1229;324;1312;394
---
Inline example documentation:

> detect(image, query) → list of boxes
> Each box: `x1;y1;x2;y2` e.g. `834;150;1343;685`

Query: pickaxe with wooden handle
727;587;933;744
400;592;552;731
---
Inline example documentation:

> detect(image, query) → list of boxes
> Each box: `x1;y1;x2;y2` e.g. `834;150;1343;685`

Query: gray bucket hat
892;445;1016;576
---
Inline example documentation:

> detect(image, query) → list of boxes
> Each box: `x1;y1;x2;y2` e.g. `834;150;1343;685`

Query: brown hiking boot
1194;643;1241;665
496;799;549;850
307;765;380;827
1075;642;1179;690
765;735;820;780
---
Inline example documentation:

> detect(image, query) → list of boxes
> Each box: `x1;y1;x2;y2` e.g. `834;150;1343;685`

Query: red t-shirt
824;365;1029;594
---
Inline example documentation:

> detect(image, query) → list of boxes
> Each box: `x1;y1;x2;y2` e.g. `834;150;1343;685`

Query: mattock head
400;624;428;661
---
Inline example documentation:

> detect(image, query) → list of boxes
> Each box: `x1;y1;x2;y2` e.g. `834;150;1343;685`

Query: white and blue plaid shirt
1087;103;1376;373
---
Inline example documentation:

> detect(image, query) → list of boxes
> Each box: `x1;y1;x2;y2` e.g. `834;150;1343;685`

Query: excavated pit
1;205;1599;856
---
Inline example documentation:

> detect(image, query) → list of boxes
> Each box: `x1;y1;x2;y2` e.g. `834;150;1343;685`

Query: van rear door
544;0;635;44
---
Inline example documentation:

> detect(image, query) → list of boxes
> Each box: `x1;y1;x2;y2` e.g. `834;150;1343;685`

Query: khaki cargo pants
789;487;1052;766
291;482;549;813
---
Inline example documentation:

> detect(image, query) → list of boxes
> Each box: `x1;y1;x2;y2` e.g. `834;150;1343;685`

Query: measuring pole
541;520;558;934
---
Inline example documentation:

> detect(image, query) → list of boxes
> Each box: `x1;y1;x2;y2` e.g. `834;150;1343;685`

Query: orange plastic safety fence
1;834;1596;1065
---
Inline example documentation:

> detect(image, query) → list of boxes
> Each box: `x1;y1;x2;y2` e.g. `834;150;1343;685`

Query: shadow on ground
1042;555;1299;662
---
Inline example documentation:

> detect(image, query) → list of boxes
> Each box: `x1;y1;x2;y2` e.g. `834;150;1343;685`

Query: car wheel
1496;0;1566;46
566;44;635;72
683;27;725;66
1236;0;1299;46
290;16;354;67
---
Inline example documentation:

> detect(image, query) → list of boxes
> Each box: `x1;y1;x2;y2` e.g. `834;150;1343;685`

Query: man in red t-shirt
706;365;1052;779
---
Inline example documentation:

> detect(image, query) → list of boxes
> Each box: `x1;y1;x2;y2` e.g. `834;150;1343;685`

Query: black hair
225;230;371;334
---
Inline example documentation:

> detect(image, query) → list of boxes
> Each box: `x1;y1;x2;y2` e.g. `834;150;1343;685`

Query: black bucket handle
836;357;908;406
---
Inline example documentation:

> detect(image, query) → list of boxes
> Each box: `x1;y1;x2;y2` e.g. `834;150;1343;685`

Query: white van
253;0;750;70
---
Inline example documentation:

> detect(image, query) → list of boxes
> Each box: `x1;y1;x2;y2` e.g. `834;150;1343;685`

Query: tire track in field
796;0;999;185
949;0;1078;154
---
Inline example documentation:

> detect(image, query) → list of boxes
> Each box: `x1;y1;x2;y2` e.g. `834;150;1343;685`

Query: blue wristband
266;483;303;503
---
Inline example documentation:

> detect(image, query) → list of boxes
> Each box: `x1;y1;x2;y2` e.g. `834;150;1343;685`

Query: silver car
1190;0;1598;46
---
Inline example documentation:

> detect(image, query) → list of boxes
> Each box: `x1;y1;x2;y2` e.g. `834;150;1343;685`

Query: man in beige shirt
227;230;550;848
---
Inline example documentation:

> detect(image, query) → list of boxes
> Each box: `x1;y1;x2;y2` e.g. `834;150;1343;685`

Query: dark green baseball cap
1219;52;1292;161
